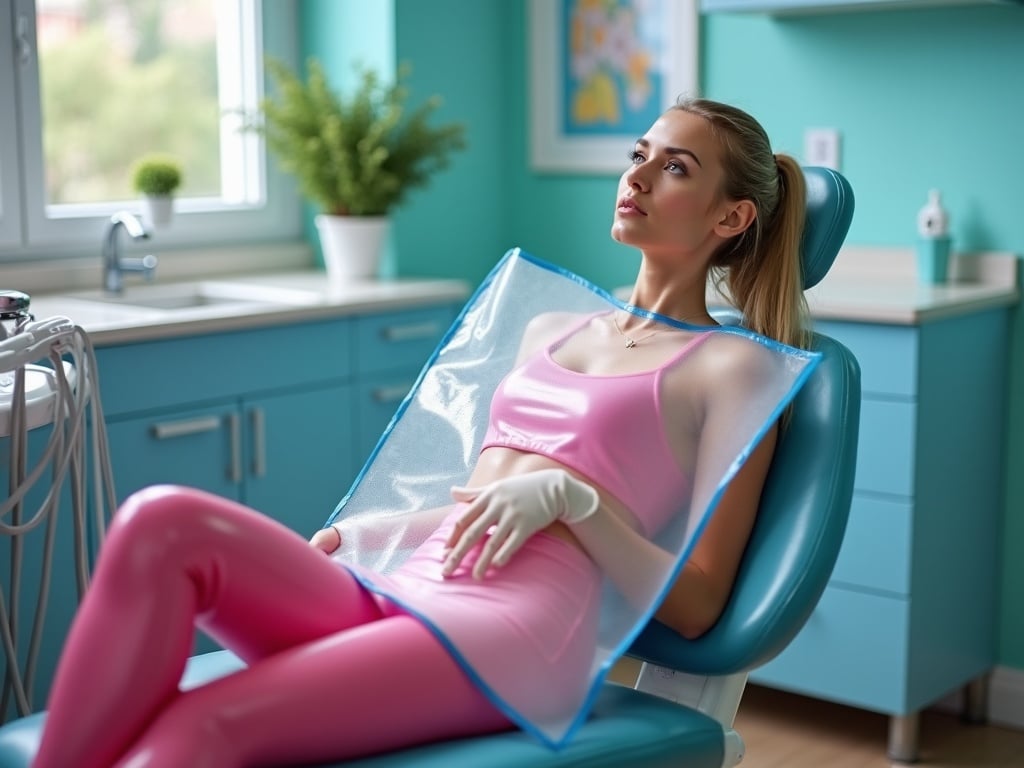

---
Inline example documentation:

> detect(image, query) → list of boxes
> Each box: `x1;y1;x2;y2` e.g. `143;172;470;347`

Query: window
0;0;301;259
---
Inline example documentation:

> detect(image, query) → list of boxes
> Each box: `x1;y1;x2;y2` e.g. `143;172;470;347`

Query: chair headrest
800;166;855;289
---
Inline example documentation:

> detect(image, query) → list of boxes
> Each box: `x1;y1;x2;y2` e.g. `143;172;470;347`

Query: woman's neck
625;262;713;327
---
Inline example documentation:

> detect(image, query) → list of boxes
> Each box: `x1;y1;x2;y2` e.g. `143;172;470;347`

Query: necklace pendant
625;338;637;349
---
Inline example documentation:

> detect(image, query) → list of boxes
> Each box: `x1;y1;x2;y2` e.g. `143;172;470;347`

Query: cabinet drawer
96;320;353;416
354;374;418;465
855;398;916;496
831;495;911;595
106;402;240;501
815;320;917;397
355;306;454;376
751;586;909;714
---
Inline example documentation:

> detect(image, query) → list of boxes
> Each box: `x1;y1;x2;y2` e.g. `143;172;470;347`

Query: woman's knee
102;486;233;572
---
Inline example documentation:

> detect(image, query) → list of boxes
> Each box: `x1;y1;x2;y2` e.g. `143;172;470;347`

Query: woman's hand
309;524;342;555
443;468;599;579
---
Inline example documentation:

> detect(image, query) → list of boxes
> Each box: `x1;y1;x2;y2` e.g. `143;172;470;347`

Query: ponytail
671;99;810;350
721;154;808;350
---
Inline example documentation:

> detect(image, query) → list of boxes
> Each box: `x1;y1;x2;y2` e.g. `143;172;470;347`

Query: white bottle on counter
917;189;949;238
915;190;952;284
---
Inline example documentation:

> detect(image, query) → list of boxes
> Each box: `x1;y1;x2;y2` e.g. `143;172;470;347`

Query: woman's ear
713;199;757;239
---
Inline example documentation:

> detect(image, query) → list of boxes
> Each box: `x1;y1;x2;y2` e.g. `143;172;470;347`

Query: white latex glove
443;468;600;579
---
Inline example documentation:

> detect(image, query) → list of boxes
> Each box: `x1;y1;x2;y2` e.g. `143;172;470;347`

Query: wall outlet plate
804;128;841;171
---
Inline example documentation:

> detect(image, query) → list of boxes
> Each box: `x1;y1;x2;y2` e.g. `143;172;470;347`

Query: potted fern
259;58;467;284
131;154;183;229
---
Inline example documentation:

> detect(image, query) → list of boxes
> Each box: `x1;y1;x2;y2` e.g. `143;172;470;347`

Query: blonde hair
671;99;809;350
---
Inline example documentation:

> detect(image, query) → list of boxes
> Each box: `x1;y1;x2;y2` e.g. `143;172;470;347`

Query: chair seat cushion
0;653;726;768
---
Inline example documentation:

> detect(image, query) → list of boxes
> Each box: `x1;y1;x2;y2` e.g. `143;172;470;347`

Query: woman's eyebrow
635;138;702;168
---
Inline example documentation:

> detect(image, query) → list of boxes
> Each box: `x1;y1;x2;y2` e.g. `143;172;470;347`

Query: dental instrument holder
0;293;117;722
0;292;33;340
102;211;158;294
915;190;951;285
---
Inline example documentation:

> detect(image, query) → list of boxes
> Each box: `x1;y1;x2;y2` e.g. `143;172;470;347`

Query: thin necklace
611;312;705;349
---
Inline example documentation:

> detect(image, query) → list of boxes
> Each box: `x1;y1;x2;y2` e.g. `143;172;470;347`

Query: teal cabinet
352;305;453;464
93;301;456;657
104;386;352;536
0;293;462;718
751;307;1009;761
96;303;458;536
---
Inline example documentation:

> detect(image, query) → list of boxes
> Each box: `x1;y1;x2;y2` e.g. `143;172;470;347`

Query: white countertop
27;270;472;346
18;244;1021;347
804;246;1019;324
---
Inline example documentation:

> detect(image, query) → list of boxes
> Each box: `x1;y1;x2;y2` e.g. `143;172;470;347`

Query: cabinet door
242;383;355;537
105;402;241;505
354;374;418;468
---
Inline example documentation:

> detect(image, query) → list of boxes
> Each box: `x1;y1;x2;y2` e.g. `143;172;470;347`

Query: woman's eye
666;160;686;175
627;150;645;165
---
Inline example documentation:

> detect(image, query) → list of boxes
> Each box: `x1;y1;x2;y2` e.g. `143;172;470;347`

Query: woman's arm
653;425;776;638
566;422;775;640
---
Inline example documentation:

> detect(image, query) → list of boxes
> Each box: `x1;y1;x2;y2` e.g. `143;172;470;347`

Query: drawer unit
97;318;354;417
830;495;911;596
753;586;910;712
352;304;459;463
815;320;917;397
354;305;455;377
854;398;916;497
753;308;1008;745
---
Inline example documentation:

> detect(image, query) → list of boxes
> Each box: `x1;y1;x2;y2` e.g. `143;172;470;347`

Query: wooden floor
735;684;1024;767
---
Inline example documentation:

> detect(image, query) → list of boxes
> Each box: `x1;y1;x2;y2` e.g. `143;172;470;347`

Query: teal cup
916;236;951;284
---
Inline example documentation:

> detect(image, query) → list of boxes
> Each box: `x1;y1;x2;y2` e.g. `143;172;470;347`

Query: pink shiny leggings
33;486;511;768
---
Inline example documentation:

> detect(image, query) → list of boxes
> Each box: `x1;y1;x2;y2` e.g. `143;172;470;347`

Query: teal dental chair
0;167;858;767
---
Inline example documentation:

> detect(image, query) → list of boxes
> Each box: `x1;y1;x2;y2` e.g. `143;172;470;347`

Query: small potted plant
257;58;466;285
131;154;183;229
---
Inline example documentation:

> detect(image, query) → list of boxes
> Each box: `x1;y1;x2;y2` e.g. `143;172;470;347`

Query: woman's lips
617;197;646;215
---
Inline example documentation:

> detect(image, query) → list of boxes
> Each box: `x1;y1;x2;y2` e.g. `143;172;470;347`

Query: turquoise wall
301;1;1024;669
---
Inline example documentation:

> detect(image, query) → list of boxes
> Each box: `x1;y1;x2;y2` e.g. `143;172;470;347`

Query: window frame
0;1;23;249
1;0;302;262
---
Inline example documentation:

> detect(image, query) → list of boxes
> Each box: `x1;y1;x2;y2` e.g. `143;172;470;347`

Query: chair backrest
628;166;859;676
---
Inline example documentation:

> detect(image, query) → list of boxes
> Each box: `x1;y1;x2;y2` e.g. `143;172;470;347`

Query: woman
33;98;808;768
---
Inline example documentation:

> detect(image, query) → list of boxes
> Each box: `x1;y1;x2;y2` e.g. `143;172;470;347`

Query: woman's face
610;109;735;260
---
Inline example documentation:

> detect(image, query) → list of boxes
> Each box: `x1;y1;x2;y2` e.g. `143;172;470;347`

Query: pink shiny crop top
481;314;713;538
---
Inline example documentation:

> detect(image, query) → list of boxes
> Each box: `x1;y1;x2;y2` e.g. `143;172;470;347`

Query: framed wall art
528;0;699;174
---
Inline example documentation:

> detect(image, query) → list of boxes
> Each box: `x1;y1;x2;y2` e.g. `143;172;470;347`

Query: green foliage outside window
39;3;220;205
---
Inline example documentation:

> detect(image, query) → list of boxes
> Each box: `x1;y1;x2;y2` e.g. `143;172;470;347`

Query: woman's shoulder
685;328;798;390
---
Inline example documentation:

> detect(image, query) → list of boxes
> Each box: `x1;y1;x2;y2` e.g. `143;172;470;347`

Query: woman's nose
623;163;649;192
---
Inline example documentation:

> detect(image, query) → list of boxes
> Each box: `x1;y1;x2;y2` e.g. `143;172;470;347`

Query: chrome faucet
102;211;158;294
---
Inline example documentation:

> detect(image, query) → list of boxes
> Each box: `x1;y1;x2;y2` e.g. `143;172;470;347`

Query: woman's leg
114;614;512;768
35;485;387;768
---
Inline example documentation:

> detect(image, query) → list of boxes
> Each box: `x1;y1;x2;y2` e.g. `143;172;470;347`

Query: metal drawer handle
372;385;413;404
250;407;266;478
227;413;242;484
150;415;221;440
380;322;440;343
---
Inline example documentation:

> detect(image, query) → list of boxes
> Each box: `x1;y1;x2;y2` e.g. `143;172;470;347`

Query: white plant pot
142;195;174;229
315;215;389;288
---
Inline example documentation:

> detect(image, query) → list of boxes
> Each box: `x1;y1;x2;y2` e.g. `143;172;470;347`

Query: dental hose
0;309;116;720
